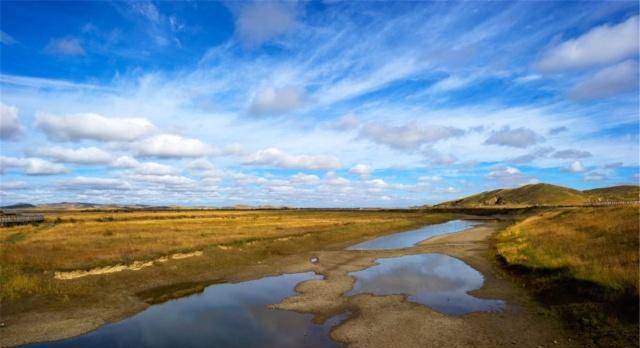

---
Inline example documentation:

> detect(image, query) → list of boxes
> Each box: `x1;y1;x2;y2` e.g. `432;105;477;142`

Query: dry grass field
495;206;639;347
0;209;454;312
495;206;638;292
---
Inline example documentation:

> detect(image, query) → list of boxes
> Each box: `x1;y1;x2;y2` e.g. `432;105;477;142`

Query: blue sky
0;1;638;207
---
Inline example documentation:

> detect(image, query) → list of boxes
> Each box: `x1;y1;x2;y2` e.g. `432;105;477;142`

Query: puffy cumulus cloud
59;176;131;191
569;60;639;100
0;103;23;141
552;149;592;159
135;134;217;158
44;37;86;56
537;16;639;72
360;122;464;151
248;86;306;115
349;164;373;178
484;126;543;148
487;166;522;180
486;166;538;186
36;146;114;164
35;113;156;142
186;158;215;171
0;156;67;175
134;162;178;176
290;173;320;184
324;171;350;186
110;156;140;169
563;160;586;173
366;178;389;189
235;2;299;47
243;147;341;170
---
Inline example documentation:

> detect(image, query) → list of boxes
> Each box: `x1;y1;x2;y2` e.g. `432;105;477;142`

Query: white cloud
349;164;373;178
324;171;350;186
187;158;215;171
110;156;140;169
552;149;592;159
290;173;320;184
135;134;217;158
248;86;306;115
45;37;86;56
134;162;177;176
583;171;607;181
538;16;639;72
569;60;639;100
244;147;341;169
0;31;17;45
1;181;27;190
0;156;68;175
366;178;389;189
128;174;195;187
235;2;298;47
486;166;537;186
484;126;543;148
35;112;156;142
130;2;161;22
360;122;465;150
0;103;22;141
60;176;131;190
429;75;475;93
37;146;114;164
564;160;586;173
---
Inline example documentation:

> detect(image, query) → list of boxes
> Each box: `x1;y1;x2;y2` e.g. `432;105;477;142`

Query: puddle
25;273;346;348
346;253;504;315
347;220;477;250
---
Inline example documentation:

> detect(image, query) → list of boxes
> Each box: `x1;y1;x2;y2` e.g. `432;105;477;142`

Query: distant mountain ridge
436;183;640;208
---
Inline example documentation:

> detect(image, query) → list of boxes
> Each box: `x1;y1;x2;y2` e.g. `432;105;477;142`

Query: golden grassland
495;206;639;293
0;209;455;311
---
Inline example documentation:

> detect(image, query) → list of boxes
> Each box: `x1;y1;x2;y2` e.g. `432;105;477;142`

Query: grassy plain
495;206;639;347
0;209;454;312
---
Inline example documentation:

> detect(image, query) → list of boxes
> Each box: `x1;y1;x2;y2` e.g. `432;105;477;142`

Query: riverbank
273;221;578;347
1;210;455;346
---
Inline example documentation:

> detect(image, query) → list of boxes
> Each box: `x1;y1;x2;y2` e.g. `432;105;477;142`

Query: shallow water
347;219;477;250
346;253;505;315
26;272;346;348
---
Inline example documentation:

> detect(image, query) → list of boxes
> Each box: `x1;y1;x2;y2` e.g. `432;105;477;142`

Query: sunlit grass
496;207;639;292
0;209;454;303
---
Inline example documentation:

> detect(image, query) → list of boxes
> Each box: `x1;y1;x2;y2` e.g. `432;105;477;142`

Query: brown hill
436;183;639;207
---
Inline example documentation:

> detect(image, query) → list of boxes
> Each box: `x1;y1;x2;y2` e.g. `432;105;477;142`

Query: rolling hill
436;183;639;207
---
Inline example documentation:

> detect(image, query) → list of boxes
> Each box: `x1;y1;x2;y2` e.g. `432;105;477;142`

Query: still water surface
347;220;477;250
26;272;346;348
346;253;505;315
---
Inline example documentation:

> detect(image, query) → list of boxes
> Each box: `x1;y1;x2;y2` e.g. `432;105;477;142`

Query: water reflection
347;220;477;250
26;272;345;348
346;253;504;315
